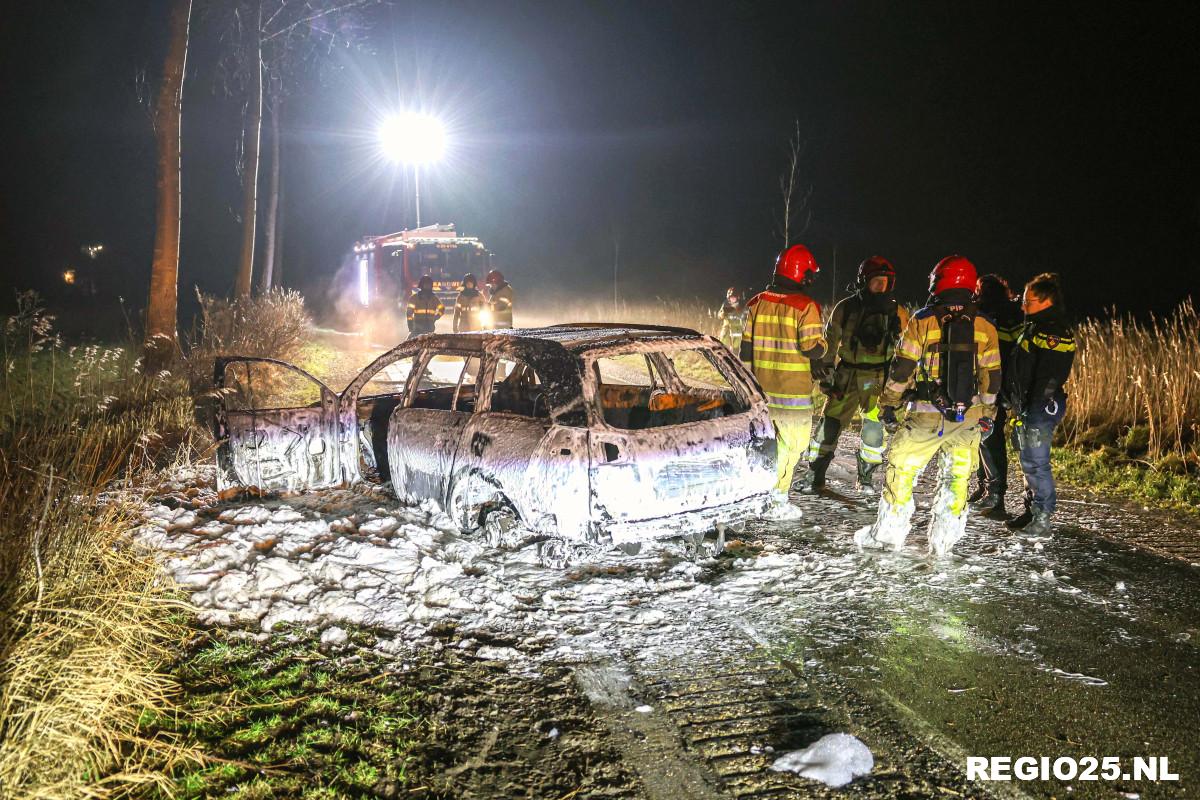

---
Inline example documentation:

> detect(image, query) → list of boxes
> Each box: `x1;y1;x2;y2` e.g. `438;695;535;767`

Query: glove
880;405;899;433
978;416;995;440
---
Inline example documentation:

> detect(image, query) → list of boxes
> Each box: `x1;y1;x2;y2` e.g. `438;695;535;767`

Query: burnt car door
212;357;340;492
338;341;423;485
386;350;481;505
452;351;591;536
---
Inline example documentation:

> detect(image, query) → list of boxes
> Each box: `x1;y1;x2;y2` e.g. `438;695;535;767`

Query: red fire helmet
929;255;977;295
486;269;505;286
774;244;820;284
857;255;896;291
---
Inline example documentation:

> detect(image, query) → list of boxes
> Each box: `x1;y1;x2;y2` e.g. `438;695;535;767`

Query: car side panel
386;407;470;505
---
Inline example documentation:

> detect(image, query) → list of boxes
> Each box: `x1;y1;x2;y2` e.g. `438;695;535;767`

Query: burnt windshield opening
593;347;750;430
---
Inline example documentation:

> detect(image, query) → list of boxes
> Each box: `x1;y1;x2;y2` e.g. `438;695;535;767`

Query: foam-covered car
211;324;777;559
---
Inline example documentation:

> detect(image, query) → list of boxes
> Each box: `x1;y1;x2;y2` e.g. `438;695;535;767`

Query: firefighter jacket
822;291;910;372
1003;304;1076;415
453;287;486;332
978;295;1023;376
406;289;444;334
488;282;515;328
719;300;748;327
741;284;827;411
881;291;1002;415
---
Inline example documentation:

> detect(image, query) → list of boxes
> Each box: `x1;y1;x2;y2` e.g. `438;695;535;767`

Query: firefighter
718;287;749;351
485;269;515;329
453;273;486;332
854;255;1002;557
969;273;1024;515
1002;273;1076;536
805;256;909;493
741;244;827;498
405;275;444;338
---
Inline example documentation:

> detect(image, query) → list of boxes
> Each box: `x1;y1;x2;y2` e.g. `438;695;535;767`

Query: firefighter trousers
770;407;813;493
856;411;985;556
884;412;983;512
809;367;888;465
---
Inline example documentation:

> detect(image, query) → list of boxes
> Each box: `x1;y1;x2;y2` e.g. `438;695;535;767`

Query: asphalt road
598;444;1200;799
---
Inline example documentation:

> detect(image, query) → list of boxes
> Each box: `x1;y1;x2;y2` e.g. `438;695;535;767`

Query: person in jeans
1003;273;1076;536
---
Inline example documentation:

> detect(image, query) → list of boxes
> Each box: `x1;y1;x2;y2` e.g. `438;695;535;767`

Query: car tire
447;470;498;534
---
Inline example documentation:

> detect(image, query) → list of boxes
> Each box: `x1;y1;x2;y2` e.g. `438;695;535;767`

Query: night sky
3;1;1198;324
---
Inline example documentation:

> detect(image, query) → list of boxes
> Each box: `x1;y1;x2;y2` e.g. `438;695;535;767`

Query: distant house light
62;269;77;284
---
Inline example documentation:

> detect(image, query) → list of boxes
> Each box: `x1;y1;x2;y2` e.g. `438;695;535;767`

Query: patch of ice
770;733;874;787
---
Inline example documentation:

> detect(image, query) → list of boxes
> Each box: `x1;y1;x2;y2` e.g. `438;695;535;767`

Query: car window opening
491;359;550;419
355;355;416;483
595;348;750;430
409;354;480;412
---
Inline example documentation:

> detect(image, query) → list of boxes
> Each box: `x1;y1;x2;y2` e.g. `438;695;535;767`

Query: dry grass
183;288;312;393
521;294;724;338
1060;299;1200;465
0;293;205;799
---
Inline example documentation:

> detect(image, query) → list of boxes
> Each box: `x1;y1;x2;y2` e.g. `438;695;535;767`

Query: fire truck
351;224;493;308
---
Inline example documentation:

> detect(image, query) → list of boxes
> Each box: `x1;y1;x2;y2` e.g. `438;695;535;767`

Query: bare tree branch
775;118;812;248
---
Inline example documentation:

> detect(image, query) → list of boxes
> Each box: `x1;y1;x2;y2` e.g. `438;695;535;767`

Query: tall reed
0;293;202;799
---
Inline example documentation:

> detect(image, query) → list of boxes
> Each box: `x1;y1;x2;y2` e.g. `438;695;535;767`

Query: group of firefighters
401;245;1075;558
403;269;516;338
740;244;1076;556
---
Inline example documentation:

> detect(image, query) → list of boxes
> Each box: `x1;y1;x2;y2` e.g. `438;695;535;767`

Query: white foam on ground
770;733;874;787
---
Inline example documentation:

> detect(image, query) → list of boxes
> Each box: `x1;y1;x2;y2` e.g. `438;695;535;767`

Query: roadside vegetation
147;625;426;799
0;292;201;798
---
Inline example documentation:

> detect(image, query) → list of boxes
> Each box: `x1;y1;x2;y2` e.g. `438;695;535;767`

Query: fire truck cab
351;224;493;309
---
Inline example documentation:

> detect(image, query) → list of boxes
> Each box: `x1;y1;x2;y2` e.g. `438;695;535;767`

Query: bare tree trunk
234;0;263;297
260;92;281;292
145;0;193;369
272;134;286;287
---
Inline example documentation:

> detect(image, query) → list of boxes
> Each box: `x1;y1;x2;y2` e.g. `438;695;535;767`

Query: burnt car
211;324;777;560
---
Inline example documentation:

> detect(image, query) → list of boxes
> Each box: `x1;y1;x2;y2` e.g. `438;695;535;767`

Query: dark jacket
406;289;444;334
453;287;485;332
978;295;1023;376
1003;304;1076;415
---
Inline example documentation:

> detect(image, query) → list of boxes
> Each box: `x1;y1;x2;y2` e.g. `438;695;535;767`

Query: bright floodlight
379;112;446;164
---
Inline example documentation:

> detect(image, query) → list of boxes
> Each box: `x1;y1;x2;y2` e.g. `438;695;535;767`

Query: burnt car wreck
211;324;777;561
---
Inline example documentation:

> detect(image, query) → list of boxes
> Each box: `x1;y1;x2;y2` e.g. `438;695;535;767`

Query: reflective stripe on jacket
406;291;444;333
488;283;515;328
882;306;1002;413
824;294;910;369
745;290;826;410
453;288;486;332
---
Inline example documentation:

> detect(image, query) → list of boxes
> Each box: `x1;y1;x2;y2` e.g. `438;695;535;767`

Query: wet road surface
598;447;1200;799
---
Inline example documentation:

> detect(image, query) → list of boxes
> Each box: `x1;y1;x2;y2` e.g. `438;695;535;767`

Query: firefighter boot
967;483;988;504
1005;507;1034;531
970;491;1003;514
1019;509;1053;537
856;454;880;493
801;452;833;493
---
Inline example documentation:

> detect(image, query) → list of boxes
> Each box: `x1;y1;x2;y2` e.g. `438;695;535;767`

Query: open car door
212;357;341;492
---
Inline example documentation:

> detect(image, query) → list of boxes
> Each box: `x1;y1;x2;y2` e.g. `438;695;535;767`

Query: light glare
379;112;447;164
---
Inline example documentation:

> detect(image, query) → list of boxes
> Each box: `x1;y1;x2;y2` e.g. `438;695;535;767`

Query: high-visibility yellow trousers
771;407;813;493
808;367;889;464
